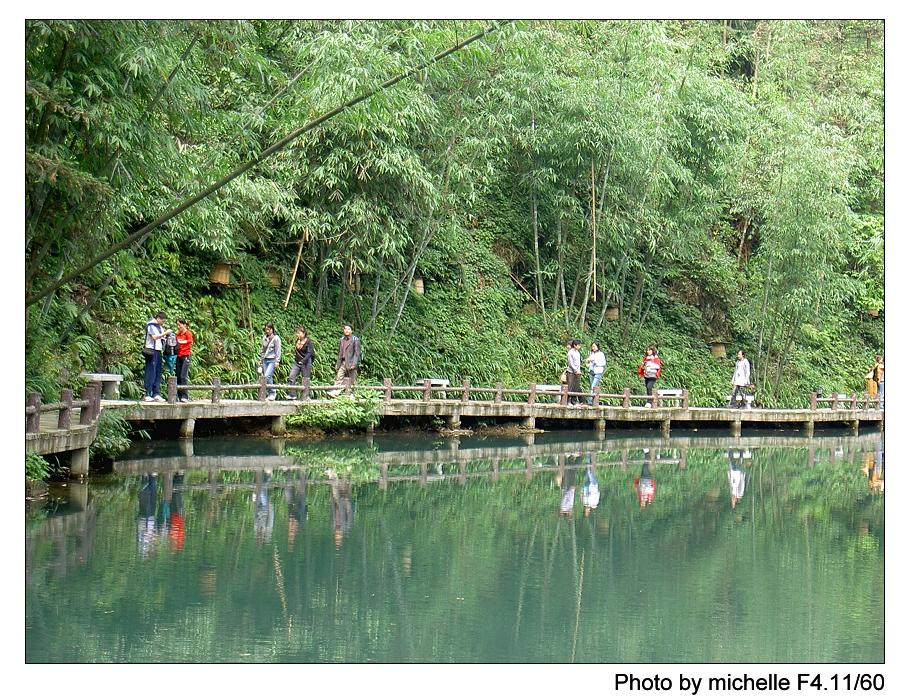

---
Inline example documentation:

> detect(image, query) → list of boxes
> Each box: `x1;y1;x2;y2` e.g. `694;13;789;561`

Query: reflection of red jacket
634;477;656;505
168;513;184;551
637;355;662;379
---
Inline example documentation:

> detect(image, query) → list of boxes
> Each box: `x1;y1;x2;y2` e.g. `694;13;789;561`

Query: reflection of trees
26;443;883;662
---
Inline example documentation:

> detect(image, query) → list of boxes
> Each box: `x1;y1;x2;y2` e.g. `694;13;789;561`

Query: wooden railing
155;375;691;408
25;384;103;434
809;392;881;411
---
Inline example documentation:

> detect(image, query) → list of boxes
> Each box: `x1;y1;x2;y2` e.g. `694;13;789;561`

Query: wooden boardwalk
28;377;883;476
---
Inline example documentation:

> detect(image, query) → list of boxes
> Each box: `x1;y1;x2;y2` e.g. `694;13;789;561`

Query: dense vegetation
26;20;883;410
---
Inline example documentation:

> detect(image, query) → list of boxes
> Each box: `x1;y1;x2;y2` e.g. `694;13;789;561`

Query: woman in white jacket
586;342;607;406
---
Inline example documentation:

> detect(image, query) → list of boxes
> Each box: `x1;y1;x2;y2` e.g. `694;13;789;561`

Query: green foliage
25;20;884;410
89;410;133;462
26;452;52;481
285;390;381;431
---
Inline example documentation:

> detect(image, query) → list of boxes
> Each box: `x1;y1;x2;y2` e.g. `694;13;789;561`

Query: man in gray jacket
328;323;361;397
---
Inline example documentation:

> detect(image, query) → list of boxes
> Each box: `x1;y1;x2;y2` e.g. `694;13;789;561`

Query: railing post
863;393;869;410
623;388;631;409
303;375;311;400
26;392;41;433
810;392;817;410
461;379;471;402
383;378;392;402
212;377;221;404
89;382;102;420
495;381;503;404
832;393;839;410
79;386;95;425
682;389;689;409
593;386;601;407
560;383;568;406
167;376;177;404
58;389;73;430
423;379;431;402
654;392;661;409
851;393;857;410
258;374;267;401
527;384;537;405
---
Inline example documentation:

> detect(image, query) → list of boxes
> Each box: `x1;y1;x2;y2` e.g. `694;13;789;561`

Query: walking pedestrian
871;355;884;409
142;312;170;401
258;322;282;400
565;339;582;405
728;350;751;408
328;323;361;397
586;341;607;405
637;346;662;406
174;319;194;402
287;326;315;400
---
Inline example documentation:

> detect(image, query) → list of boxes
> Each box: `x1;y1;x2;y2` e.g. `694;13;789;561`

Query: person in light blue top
586;342;607;405
258;322;282;400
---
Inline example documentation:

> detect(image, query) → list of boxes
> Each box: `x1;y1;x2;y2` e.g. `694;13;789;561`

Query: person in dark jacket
328;323;361;397
287;326;315;400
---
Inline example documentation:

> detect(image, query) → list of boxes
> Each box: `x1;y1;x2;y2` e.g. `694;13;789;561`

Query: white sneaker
153;395;165;402
143;396;154;402
266;394;277;401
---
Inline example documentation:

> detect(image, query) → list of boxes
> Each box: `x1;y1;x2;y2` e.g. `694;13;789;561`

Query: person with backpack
287;326;315;400
162;329;178;377
637;346;662;405
258;322;282;400
142;312;171;402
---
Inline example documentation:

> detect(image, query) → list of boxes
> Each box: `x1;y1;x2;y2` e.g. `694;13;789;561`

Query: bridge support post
595;419;606;441
730;419;742;438
271;416;286;437
522;432;535;446
849;419;859;436
522;416;535;430
448;414;461;430
70;447;89;477
661;418;671;437
804;419;815;437
69;481;89;510
179;418;195;439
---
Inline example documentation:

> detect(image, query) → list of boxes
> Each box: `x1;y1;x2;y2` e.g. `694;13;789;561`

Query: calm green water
26;431;884;663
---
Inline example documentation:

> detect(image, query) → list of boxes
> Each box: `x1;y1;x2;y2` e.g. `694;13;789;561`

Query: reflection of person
582;454;600;516
137;474;158;557
559;466;576;516
168;473;185;551
253;470;275;544
727;449;746;508
633;457;656;507
864;449;884;492
330;476;354;546
286;474;308;549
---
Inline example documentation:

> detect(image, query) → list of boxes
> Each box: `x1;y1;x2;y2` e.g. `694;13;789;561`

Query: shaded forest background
25;19;884;407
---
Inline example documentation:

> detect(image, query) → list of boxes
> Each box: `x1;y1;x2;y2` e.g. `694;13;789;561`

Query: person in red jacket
636;346;662;405
175;319;194;402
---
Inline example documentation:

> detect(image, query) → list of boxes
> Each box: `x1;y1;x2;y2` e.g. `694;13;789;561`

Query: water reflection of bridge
113;430;883;481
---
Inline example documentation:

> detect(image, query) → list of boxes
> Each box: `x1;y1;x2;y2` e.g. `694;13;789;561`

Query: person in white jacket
586;342;607;405
728;350;751;408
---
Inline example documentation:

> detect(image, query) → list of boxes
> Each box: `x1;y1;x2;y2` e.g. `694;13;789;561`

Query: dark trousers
729;384;747;408
567;372;581;404
644;377;656;397
289;362;312;398
144;350;163;397
176;355;191;399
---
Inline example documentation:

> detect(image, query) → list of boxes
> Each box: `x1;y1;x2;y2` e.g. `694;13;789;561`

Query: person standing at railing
728;350;751;409
566;339;582;405
585;342;607;406
871;355;884;409
258;322;281;401
175;319;194;402
142;312;171;402
287;326;315;400
328;323;361;398
637;346;662;406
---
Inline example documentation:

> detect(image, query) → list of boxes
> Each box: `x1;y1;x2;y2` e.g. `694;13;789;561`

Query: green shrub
286;390;381;431
89;410;133;462
26;452;51;481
